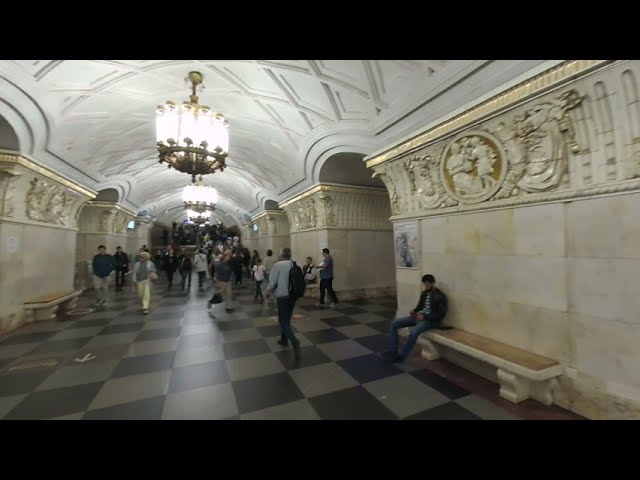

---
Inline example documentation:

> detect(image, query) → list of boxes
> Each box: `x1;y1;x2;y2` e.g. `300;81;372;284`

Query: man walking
194;249;209;291
265;247;301;352
92;245;115;307
388;274;448;363
114;246;129;291
316;248;338;307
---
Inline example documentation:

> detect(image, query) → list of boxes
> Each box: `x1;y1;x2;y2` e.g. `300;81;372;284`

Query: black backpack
288;261;306;300
182;257;192;270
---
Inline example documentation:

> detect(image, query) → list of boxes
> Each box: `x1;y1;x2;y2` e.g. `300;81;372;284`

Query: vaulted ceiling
0;60;555;225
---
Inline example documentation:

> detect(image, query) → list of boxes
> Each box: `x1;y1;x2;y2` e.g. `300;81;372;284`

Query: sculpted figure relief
441;131;507;204
0;168;21;217
47;189;66;224
26;178;49;221
514;89;583;192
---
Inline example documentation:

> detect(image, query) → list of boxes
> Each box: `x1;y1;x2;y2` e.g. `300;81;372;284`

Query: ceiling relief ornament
440;131;508;205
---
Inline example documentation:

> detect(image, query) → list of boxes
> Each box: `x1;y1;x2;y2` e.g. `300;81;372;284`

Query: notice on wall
6;236;18;254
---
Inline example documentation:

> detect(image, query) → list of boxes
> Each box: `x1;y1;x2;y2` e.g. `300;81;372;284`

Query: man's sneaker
94;300;101;307
330;302;337;307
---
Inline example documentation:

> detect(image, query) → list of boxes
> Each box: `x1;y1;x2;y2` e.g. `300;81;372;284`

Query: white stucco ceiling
0;60;554;222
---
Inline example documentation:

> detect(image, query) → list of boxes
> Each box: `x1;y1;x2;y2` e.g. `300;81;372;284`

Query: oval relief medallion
440;130;508;204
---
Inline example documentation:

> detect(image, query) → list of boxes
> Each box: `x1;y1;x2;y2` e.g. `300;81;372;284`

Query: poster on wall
393;222;420;269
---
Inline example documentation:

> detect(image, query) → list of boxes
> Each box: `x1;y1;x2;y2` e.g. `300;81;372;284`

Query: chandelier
187;209;211;225
156;71;229;184
183;178;218;214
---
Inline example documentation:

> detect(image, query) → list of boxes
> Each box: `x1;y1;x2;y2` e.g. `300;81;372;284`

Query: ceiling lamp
187;209;211;225
183;178;218;214
156;71;229;184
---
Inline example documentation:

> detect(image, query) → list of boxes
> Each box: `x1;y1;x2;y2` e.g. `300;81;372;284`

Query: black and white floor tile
0;279;526;420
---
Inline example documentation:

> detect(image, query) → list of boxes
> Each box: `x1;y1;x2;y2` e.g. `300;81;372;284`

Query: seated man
388;274;448;363
302;257;317;285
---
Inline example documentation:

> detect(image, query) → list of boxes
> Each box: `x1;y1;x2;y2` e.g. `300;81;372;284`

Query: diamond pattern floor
0;279;583;420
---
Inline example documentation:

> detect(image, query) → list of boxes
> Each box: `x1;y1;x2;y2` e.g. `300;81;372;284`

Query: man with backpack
265;247;306;352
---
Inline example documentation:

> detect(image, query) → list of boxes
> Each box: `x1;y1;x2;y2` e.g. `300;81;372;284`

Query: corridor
0;280;582;420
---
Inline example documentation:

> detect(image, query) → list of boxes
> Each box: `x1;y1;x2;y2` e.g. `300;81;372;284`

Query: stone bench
304;281;318;298
400;327;562;405
23;290;84;322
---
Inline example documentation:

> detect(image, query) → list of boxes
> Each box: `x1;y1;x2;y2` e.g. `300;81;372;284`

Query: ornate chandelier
186;209;211;225
156;71;229;184
183;178;218;214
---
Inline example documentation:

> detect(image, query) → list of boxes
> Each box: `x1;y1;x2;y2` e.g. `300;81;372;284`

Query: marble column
281;184;395;301
249;210;290;258
0;153;94;334
75;202;136;290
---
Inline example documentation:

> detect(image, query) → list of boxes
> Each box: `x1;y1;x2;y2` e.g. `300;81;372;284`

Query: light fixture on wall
182;178;218;213
186;208;212;225
156;71;229;184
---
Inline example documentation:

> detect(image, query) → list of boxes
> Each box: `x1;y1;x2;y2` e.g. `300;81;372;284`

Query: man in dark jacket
114;246;129;291
388;274;448;363
92;245;115;306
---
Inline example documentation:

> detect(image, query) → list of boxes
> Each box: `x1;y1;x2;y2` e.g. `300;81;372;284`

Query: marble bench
23;290;84;322
400;327;562;405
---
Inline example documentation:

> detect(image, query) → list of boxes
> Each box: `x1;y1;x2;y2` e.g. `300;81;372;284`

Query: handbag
148;271;158;281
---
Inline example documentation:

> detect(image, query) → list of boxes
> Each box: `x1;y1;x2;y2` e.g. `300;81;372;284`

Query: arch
264;199;280;210
300;125;377;183
0;114;19;151
0;74;53;155
319;151;385;188
94;188;120;203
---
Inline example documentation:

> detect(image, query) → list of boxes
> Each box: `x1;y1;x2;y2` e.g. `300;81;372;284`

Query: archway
0;114;20;151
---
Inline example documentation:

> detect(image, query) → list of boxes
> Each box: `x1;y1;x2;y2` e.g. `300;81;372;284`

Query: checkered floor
0;279;524;420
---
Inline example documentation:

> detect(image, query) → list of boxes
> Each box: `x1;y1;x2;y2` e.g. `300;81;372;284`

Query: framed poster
393;222;420;269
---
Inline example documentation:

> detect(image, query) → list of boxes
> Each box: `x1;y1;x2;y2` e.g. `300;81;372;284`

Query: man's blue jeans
276;296;299;348
389;315;436;359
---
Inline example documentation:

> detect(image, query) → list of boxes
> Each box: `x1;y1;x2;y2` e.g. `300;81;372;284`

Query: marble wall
368;60;640;419
0;154;94;333
248;210;291;259
74;202;135;290
282;184;396;300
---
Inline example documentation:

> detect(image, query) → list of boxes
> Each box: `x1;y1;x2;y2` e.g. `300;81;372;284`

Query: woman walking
132;252;158;314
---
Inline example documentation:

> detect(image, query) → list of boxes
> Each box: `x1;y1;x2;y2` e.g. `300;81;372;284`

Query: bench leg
497;369;531;403
33;305;59;322
419;338;441;361
56;297;79;320
530;378;558;406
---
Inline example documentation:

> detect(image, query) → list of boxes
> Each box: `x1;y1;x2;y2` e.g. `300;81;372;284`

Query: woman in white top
252;258;266;304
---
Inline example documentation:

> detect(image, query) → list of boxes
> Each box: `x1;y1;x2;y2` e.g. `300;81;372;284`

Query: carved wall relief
440;131;508;204
283;186;391;232
367;82;621;218
0;167;21;217
112;211;129;234
319;194;336;226
26;177;49;221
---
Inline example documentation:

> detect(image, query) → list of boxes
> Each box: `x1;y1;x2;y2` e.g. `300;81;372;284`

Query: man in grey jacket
265;247;300;351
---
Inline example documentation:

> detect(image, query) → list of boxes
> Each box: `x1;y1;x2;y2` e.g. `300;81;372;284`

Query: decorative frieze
77;201;136;234
0;153;94;228
251;210;289;237
367;61;640;220
281;184;392;232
